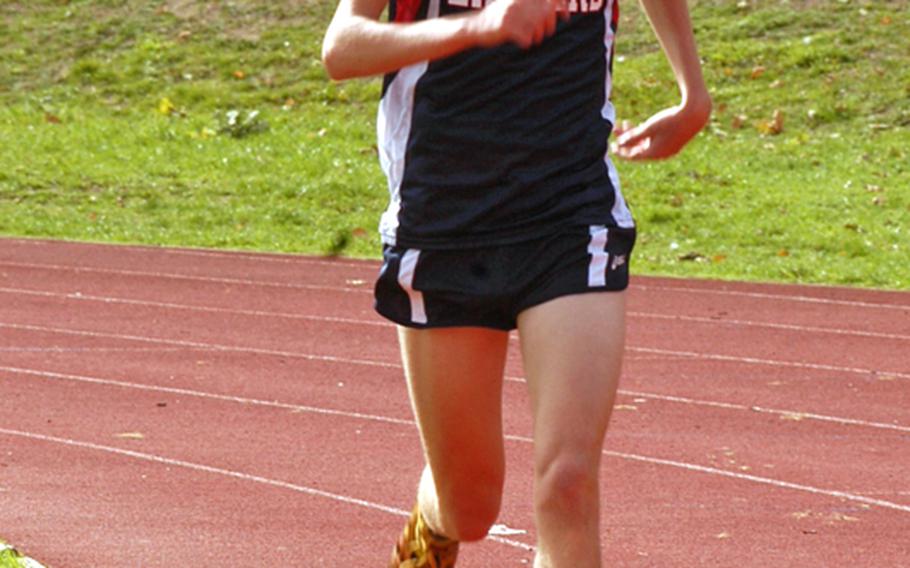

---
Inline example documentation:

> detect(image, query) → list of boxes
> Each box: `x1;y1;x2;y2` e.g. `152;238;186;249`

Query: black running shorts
374;225;636;330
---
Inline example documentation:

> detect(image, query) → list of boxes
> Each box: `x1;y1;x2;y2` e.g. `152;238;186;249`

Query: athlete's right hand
469;0;568;49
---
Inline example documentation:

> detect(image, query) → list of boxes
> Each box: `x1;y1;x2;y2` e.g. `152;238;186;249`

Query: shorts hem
373;304;514;331
514;282;630;321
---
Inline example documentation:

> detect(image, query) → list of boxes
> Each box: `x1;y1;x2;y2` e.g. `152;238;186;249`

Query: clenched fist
468;0;569;49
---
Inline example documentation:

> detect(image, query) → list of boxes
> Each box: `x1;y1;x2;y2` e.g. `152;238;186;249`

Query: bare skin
398;291;626;567
517;292;627;567
397;326;509;542
323;1;711;565
323;0;569;80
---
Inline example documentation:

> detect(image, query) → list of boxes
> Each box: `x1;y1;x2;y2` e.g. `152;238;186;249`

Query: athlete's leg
516;292;627;568
398;325;510;542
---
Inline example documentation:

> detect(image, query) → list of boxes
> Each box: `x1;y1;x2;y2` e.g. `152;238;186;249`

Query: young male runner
323;0;710;565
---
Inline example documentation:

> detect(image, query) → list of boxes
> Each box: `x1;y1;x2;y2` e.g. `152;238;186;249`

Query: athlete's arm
612;0;712;161
322;0;567;80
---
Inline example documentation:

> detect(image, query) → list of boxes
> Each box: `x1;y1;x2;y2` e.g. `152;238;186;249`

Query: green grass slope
0;0;907;288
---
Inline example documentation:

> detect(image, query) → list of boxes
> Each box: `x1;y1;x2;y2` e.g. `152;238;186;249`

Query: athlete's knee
437;473;503;541
534;452;600;518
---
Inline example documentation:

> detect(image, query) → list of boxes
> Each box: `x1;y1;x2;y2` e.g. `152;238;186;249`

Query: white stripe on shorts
587;225;609;287
397;249;428;324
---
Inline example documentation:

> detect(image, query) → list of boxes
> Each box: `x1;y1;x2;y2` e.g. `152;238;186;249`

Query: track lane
2;238;909;566
3;367;909;567
4;354;908;510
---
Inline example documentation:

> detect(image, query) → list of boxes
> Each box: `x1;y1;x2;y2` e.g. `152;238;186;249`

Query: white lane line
3;385;907;518
4;364;910;513
505;435;910;515
0;322;401;370
5;364;906;435
0;237;371;270
3;287;908;341
5;258;909;311
0;347;191;353
616;390;910;433
162;248;373;270
0;261;368;295
4;320;908;382
0;427;535;553
629;311;910;342
4;314;910;392
635;284;910;311
4;238;909;310
627;346;910;381
0;287;390;328
0;365;414;426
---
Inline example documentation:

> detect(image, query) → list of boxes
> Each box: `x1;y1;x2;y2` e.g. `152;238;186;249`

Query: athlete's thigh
398;325;510;486
516;291;627;461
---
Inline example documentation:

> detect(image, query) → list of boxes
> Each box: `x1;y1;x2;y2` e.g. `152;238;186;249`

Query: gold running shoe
389;505;459;568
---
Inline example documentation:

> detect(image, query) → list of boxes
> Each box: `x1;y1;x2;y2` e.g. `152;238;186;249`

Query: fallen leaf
731;114;748;129
777;249;790;257
828;513;859;523
158;97;176;115
780;412;805;421
614;404;638;411
751;65;766;79
768;109;785;135
115;432;145;439
715;532;731;540
45;113;62;124
233;70;246;79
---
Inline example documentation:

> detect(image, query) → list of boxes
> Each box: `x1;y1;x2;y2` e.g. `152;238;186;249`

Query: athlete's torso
378;0;634;248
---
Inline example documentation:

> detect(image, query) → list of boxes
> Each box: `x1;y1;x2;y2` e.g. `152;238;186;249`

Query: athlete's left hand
611;97;711;161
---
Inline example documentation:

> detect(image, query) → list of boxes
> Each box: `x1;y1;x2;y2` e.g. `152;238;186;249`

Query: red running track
0;237;908;567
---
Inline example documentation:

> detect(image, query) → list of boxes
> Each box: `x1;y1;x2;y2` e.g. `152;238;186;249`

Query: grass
1;0;908;289
0;542;40;568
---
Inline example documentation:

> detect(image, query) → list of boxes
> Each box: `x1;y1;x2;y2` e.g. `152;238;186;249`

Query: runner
322;0;711;565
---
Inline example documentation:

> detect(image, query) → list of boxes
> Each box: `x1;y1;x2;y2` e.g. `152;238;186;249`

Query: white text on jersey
448;0;605;13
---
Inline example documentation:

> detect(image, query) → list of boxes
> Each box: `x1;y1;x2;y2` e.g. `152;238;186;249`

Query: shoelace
395;508;459;568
